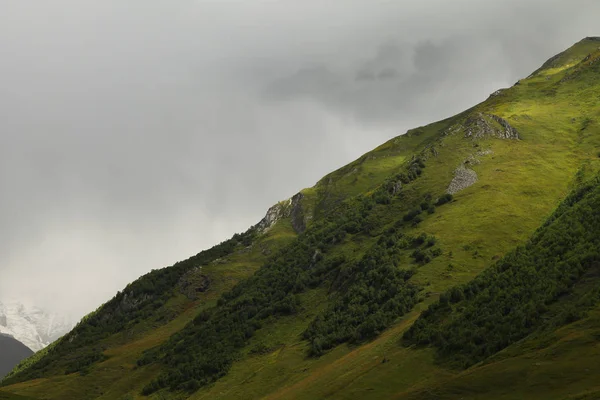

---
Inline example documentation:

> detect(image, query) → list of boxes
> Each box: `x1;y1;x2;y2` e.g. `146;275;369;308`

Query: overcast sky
1;0;598;320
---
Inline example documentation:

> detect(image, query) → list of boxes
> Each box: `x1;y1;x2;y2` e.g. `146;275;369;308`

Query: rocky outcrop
464;113;520;140
464;113;495;138
490;115;520;139
95;289;153;328
118;291;151;313
255;192;306;234
443;124;463;136
447;166;478;194
289;192;306;233
488;89;507;98
256;202;289;232
463;149;493;167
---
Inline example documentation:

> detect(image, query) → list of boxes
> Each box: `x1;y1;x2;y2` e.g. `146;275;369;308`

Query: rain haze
1;0;599;320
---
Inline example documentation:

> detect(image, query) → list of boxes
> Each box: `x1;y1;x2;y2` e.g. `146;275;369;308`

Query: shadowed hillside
0;335;32;380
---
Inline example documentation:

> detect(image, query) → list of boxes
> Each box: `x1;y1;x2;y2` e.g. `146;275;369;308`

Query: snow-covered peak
0;300;72;352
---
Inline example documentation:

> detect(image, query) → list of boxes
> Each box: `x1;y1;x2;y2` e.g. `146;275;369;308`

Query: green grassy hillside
404;175;600;365
2;37;600;400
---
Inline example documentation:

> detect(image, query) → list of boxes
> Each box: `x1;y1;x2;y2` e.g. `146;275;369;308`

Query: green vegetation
404;175;600;367
2;37;600;400
3;228;258;384
303;229;426;356
138;151;445;394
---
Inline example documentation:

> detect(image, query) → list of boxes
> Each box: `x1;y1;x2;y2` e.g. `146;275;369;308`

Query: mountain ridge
0;301;72;352
2;37;600;400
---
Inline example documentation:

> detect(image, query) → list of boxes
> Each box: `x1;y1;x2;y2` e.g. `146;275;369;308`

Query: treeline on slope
403;176;600;368
313;150;432;220
304;230;442;356
139;155;450;395
2;229;257;385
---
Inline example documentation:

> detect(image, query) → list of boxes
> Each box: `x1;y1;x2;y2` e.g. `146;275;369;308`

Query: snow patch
0;301;72;352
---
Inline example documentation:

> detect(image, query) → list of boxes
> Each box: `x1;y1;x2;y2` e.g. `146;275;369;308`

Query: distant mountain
0;334;32;379
0;301;72;352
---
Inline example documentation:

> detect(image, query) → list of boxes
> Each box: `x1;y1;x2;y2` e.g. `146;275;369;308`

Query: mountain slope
404;175;600;367
0;302;72;352
0;335;33;379
2;37;600;400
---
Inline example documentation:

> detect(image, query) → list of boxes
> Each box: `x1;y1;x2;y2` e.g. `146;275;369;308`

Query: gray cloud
0;0;598;319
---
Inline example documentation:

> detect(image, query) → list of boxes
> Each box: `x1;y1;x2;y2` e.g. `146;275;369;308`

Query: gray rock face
447;166;478;194
488;89;507;98
464;113;520;140
490;115;520;139
443;124;463;136
289;192;306;234
255;192;306;234
256;202;288;232
464;113;495;138
463;149;493;167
